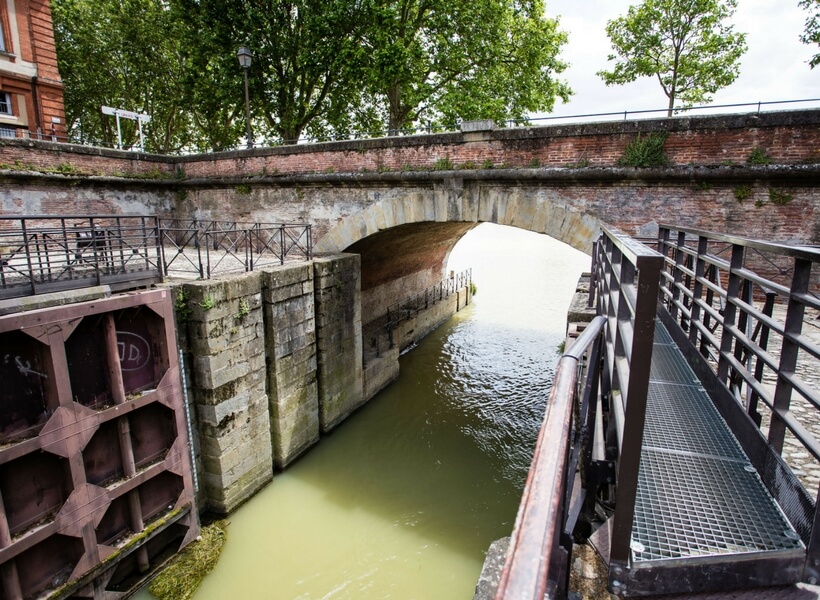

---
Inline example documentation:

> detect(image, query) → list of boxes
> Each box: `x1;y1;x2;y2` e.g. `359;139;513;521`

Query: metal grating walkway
631;322;803;563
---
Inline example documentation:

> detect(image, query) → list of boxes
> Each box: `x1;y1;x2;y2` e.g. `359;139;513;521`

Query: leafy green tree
177;0;370;145
598;0;747;116
800;0;820;68
52;0;201;152
361;0;571;135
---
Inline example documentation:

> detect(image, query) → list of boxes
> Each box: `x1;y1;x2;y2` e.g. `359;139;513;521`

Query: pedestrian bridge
496;224;820;597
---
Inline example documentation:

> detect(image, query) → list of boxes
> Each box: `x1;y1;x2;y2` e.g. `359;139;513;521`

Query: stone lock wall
176;255;364;514
313;254;364;432
262;264;320;469
181;274;273;515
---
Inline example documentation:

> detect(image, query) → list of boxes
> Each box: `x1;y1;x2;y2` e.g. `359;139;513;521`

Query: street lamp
237;46;254;149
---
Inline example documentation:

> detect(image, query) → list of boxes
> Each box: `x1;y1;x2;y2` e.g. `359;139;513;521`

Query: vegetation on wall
617;132;670;167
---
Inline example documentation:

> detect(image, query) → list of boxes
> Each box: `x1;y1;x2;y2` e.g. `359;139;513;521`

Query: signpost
101;106;151;151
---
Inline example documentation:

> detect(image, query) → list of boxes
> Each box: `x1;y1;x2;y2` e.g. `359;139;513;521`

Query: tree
360;0;571;135
598;0;747;116
52;0;202;152
800;0;820;68
177;0;371;145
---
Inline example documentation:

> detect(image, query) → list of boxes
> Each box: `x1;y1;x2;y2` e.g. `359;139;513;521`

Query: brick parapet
0;109;817;182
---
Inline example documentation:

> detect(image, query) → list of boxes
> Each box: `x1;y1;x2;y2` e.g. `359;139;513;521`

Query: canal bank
138;224;589;598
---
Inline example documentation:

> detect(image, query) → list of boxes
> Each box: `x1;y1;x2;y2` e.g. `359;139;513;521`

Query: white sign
101;106;151;151
101;106;151;122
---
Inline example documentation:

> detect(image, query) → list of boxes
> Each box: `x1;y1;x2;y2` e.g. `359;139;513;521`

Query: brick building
0;0;65;140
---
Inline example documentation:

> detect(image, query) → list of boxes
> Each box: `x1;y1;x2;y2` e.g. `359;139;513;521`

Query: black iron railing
657;224;820;580
0;215;163;299
158;219;311;279
0;216;314;299
368;269;472;357
497;225;663;598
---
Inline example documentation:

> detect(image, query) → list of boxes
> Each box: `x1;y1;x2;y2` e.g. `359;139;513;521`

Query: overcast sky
538;0;819;121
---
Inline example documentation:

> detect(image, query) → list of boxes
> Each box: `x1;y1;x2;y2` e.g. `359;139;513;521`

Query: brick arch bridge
1;109;819;322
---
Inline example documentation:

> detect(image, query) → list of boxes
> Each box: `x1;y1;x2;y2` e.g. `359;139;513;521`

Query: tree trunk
388;82;402;136
667;92;675;118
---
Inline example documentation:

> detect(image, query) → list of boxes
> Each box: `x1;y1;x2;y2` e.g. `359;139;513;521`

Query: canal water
144;223;590;599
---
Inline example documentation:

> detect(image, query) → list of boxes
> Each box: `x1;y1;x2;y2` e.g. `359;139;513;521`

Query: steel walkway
628;321;803;578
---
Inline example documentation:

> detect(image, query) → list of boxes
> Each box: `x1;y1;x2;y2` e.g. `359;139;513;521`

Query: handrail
368;269;472;356
496;316;605;599
657;224;820;580
498;225;663;599
0;215;314;298
659;223;820;262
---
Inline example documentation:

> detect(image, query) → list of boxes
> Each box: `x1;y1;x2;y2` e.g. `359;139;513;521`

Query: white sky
539;0;819;120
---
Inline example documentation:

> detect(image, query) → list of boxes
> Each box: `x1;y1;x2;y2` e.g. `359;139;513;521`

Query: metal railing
657;224;820;579
0;215;163;299
158;219;311;279
496;315;605;599
497;225;663;598
368;269;472;357
0;216;313;299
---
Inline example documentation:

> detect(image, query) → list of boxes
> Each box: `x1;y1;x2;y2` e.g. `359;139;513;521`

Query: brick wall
172;111;820;179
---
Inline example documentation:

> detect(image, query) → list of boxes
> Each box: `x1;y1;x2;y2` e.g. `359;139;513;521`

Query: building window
0;93;11;115
0;23;5;52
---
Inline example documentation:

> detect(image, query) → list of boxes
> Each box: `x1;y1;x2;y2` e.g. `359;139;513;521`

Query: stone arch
313;186;601;256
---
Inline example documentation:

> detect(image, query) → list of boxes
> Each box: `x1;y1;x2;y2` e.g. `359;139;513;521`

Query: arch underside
320;190;600;325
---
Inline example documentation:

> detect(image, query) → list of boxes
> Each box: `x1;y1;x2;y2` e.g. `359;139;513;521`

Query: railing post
746;291;775;427
156;217;166;278
606;232;663;590
688;235;708;348
768;257;810;454
716;243;745;385
670;230;686;323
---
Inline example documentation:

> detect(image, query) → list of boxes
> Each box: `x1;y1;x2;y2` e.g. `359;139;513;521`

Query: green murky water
141;223;589;599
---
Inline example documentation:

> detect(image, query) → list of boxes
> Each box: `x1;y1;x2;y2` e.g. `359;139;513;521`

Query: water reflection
143;223;589;599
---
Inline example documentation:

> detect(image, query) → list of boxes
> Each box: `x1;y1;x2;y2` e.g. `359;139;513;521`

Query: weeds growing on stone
769;188;793;206
617;132;669;168
734;185;752;202
148;520;229;600
747;147;772;165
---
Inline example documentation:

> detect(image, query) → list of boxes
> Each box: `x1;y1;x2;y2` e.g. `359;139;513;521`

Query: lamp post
237;46;253;149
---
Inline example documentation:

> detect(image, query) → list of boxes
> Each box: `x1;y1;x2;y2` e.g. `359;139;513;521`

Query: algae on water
148;520;228;600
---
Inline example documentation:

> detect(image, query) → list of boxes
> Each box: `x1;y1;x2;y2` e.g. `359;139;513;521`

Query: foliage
769;189;794;206
598;0;747;116
352;0;571;136
433;157;454;171
800;0;820;68
234;299;250;319
733;184;752;202
235;184;251;195
52;0;202;152
148;520;228;600
470;281;478;296
174;287;191;322
54;0;573;149
176;0;371;145
565;158;590;169
617;132;670;167
746;147;772;165
199;295;217;310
